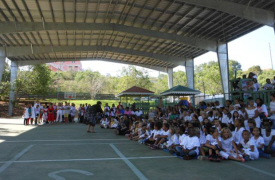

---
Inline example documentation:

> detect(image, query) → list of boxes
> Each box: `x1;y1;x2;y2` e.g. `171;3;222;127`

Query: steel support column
185;59;195;105
9;61;18;116
185;59;194;89
217;43;230;101
167;68;173;89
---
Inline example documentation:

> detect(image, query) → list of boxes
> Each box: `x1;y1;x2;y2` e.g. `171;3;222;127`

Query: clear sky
81;26;275;77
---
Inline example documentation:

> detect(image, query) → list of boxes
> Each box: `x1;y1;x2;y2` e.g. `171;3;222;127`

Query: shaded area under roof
117;86;154;97
160;85;201;96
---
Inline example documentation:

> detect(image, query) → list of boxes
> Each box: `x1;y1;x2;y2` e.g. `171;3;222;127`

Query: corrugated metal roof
0;0;274;69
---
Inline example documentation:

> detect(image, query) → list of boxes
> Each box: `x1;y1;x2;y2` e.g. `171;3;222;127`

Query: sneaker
150;146;159;150
169;150;174;154
184;156;192;160
208;155;213;161
198;156;208;160
244;155;250;161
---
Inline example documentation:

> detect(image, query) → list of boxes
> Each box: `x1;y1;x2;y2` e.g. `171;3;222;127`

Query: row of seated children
124;118;275;162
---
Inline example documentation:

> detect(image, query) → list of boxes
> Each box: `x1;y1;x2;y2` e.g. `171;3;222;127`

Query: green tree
173;71;188;86
245;65;263;76
116;66;152;93
31;65;53;96
0;62;11;99
195;60;242;95
257;69;275;87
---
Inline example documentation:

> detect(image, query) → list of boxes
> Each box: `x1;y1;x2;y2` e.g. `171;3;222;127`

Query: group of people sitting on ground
22;101;77;125
99;94;275;162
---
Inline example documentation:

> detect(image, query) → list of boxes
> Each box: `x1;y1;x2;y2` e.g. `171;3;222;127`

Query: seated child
205;127;222;161
110;117;118;129
150;123;170;149
100;115;109;128
167;127;180;153
144;122;162;146
252;127;271;158
238;130;259;161
175;127;200;160
219;127;244;162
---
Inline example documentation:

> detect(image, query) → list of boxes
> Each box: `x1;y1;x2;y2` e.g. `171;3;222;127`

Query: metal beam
217;42;229;100
9;61;18;116
6;45;188;66
185;59;194;89
16;58;168;73
180;0;274;27
0;22;217;52
166;68;173;89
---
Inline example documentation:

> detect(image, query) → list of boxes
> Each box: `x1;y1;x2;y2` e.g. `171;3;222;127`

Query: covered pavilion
116;86;154;101
0;0;274;115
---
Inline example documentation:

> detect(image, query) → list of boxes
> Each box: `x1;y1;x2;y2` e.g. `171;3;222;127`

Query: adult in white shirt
245;100;261;128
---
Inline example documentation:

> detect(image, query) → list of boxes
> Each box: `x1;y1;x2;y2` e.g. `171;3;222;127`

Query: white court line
110;144;148;180
231;161;275;178
3;139;128;143
0;156;175;164
42;142;130;146
0;145;33;174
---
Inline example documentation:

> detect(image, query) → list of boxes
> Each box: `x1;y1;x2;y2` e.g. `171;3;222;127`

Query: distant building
47;61;83;72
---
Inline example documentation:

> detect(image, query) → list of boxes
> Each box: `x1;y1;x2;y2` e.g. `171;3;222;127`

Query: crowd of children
22;101;77;125
97;94;275;162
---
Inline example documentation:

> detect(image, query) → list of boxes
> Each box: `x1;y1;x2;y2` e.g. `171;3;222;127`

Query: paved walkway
0;118;275;180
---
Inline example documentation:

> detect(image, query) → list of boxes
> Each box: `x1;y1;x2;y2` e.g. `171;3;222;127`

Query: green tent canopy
160;85;201;96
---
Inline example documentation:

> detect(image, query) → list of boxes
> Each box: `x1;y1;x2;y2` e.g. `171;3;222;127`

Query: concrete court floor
0;117;275;180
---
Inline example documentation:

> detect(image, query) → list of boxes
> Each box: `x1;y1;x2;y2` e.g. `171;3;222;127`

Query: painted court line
231;161;275;178
0;156;175;164
0;145;33;174
110;144;148;180
42;142;130;146
4;139;128;143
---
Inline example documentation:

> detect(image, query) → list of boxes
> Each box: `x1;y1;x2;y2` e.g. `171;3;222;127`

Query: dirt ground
0;101;25;118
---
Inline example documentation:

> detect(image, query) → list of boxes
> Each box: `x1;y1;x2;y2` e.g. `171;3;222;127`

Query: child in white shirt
167;127;180;153
205;127;222;161
151;123;170;149
252;127;271;158
175;127;200;160
219;127;244;162
100;116;109;129
238;130;259;161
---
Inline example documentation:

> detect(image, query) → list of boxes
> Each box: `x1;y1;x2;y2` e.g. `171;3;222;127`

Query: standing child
205;127;222;161
34;105;40;125
22;103;30;125
220;127;245;162
238;130;259;160
42;105;48;125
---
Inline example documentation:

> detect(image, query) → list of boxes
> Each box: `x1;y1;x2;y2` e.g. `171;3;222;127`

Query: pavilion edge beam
6;45;185;66
0;22;217;52
180;0;274;27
